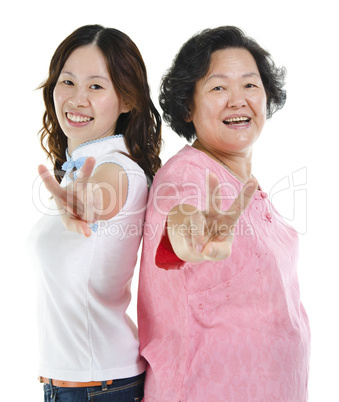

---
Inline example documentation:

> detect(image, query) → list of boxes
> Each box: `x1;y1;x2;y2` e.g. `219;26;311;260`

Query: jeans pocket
88;376;144;401
43;383;58;402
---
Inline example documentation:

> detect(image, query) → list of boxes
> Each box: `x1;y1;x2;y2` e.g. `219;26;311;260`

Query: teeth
224;116;250;123
67;113;92;123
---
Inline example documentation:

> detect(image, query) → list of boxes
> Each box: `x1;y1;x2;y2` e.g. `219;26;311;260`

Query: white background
1;0;337;400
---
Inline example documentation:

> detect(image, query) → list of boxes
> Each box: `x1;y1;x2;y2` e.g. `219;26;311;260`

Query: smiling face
53;44;127;153
189;47;267;158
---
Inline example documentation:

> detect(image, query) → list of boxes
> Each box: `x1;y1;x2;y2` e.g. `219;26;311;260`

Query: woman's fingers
93;185;103;221
81;183;103;224
38;159;100;236
202;235;233;261
75;157;96;182
226;177;258;225
38;165;66;200
189;173;222;254
60;214;93;237
190;210;207;254
206;172;222;215
197;176;258;261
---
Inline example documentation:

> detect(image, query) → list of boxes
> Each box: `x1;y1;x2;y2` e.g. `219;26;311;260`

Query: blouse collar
62;134;125;180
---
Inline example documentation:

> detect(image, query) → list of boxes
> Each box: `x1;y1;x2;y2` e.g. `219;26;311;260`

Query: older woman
138;26;310;401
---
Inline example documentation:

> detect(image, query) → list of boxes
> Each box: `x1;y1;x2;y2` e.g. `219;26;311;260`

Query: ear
121;102;132;114
184;107;192;123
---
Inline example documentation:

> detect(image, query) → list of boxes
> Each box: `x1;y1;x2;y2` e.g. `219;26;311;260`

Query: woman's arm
38;157;128;237
166;173;257;262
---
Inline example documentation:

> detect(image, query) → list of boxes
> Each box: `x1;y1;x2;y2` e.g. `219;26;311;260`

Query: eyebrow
205;72;260;83
60;71;110;81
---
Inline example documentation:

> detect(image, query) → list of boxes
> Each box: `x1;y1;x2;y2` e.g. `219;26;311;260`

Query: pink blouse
138;146;310;401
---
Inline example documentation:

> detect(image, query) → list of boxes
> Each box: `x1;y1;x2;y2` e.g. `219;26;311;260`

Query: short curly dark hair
159;26;287;141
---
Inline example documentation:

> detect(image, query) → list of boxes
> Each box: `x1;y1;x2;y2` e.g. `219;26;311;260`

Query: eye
90;84;103;90
245;83;257;89
63;80;74;86
212;86;223;91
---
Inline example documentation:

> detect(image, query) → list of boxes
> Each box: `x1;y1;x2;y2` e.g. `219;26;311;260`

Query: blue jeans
43;372;144;401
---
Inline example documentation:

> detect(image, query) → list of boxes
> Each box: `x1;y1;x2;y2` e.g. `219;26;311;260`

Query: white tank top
29;135;147;381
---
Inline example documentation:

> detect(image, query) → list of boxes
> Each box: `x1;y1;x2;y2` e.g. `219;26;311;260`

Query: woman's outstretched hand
38;157;103;237
167;173;258;262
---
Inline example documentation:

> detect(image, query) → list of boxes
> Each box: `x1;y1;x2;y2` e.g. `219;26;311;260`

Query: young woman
29;24;161;401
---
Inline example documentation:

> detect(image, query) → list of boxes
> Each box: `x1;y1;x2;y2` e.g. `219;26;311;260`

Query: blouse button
261;192;268;199
198;304;204;310
266;212;272;220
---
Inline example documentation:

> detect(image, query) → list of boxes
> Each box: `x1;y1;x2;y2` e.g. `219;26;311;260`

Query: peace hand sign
38;157;103;237
167;173;258;262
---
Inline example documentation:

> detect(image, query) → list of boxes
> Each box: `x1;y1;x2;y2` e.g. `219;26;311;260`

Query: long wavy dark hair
159;26;287;141
39;24;161;182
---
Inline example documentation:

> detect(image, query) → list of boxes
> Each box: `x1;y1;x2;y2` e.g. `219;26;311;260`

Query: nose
67;87;90;108
227;88;246;109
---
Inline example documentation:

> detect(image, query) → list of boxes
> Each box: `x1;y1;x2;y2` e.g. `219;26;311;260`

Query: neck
67;139;82;156
192;139;253;183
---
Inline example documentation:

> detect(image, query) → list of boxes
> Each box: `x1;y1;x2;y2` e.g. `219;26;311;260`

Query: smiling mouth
67;112;93;123
223;116;251;126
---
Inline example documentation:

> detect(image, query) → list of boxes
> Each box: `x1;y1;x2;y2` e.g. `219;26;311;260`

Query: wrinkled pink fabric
138;146;310;401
